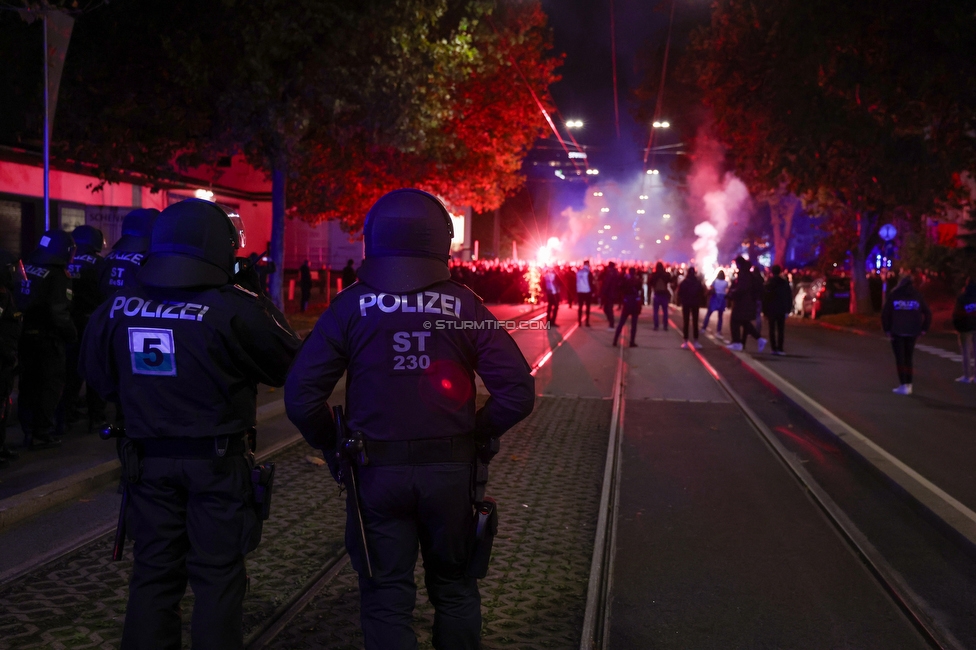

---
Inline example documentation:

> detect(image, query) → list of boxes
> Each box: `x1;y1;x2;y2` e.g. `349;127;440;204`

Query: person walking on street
543;266;562;326
576;260;593;327
951;276;976;383
80;199;301;648
702;269;728;336
727;256;767;352
762;265;793;356
600;261;620;329
881;267;932;395
752;265;765;333
649;261;672;331
0;251;23;466
285;189;534;649
341;258;357;291
15;231;78;450
300;259;313;312
613;267;643;348
678;267;704;349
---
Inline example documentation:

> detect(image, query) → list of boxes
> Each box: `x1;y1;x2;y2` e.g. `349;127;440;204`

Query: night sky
540;0;691;180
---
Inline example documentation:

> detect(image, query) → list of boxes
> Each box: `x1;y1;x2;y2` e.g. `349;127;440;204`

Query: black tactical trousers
350;463;479;650
122;454;260;650
17;334;65;443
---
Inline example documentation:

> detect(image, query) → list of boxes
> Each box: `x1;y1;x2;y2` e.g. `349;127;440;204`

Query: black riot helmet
71;225;105;254
28;229;76;266
357;189;454;293
138;198;241;289
113;208;160;253
0;249;26;290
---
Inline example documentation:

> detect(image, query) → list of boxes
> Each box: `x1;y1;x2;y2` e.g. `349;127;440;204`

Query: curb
0;398;290;532
711;336;976;552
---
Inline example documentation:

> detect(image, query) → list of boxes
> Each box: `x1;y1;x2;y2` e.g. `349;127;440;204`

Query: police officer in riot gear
286;189;535;649
59;225;108;434
15;230;77;450
0;250;24;465
80;198;301;648
99;208;159;296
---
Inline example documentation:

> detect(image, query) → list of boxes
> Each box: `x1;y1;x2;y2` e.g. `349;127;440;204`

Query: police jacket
762;276;793;317
80;283;301;440
881;278;931;337
284;279;535;450
952;282;976;333
68;248;106;320
99;249;145;296
16;263;76;344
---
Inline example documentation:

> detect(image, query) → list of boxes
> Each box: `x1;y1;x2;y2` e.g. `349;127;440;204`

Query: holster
117;436;142;485
251;462;276;521
466;497;498;579
466;435;501;578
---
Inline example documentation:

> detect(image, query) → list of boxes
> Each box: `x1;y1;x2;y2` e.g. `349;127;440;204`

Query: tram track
683;327;960;650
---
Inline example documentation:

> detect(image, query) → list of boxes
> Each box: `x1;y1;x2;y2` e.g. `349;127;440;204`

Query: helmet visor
226;211;245;249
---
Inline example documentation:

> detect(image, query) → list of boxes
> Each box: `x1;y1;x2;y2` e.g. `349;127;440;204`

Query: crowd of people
446;255;976;395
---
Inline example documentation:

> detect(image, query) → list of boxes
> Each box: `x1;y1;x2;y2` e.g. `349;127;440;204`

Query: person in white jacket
576;260;593;327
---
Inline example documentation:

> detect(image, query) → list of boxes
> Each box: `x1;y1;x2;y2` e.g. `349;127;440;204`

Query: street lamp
646;169;659;175
586;168;600;175
566;119;584;128
663;213;671;219
652;121;670;128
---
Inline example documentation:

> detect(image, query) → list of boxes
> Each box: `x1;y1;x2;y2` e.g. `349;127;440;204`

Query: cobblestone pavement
268;396;611;649
0;396;610;649
0;442;347;649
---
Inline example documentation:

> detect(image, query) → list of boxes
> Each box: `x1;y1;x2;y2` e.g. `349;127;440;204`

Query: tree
37;0;557;308
686;0;976;312
287;1;560;234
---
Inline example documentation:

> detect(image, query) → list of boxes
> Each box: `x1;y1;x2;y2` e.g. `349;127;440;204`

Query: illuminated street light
656;239;662;244
652;121;670;128
639;194;648;200
646;169;659;175
566;119;584;128
636;210;645;214
663;213;671;219
611;236;618;241
664;235;670;241
600;207;610;213
593;191;604;197
586;168;600;175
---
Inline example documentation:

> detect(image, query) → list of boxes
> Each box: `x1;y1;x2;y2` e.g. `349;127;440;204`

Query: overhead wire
642;0;676;173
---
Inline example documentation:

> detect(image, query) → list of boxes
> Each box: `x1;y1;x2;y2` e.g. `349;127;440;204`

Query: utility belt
138;434;251;459
361;436;478;466
102;425;276;561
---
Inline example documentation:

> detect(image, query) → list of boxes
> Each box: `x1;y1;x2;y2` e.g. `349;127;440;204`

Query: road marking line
580;342;625;650
700;327;976;548
530;323;580;375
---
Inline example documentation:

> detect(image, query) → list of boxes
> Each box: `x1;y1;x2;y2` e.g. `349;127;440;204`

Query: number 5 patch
128;327;178;376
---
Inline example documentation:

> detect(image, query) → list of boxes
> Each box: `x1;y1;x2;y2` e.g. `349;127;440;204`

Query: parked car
811;276;850;318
